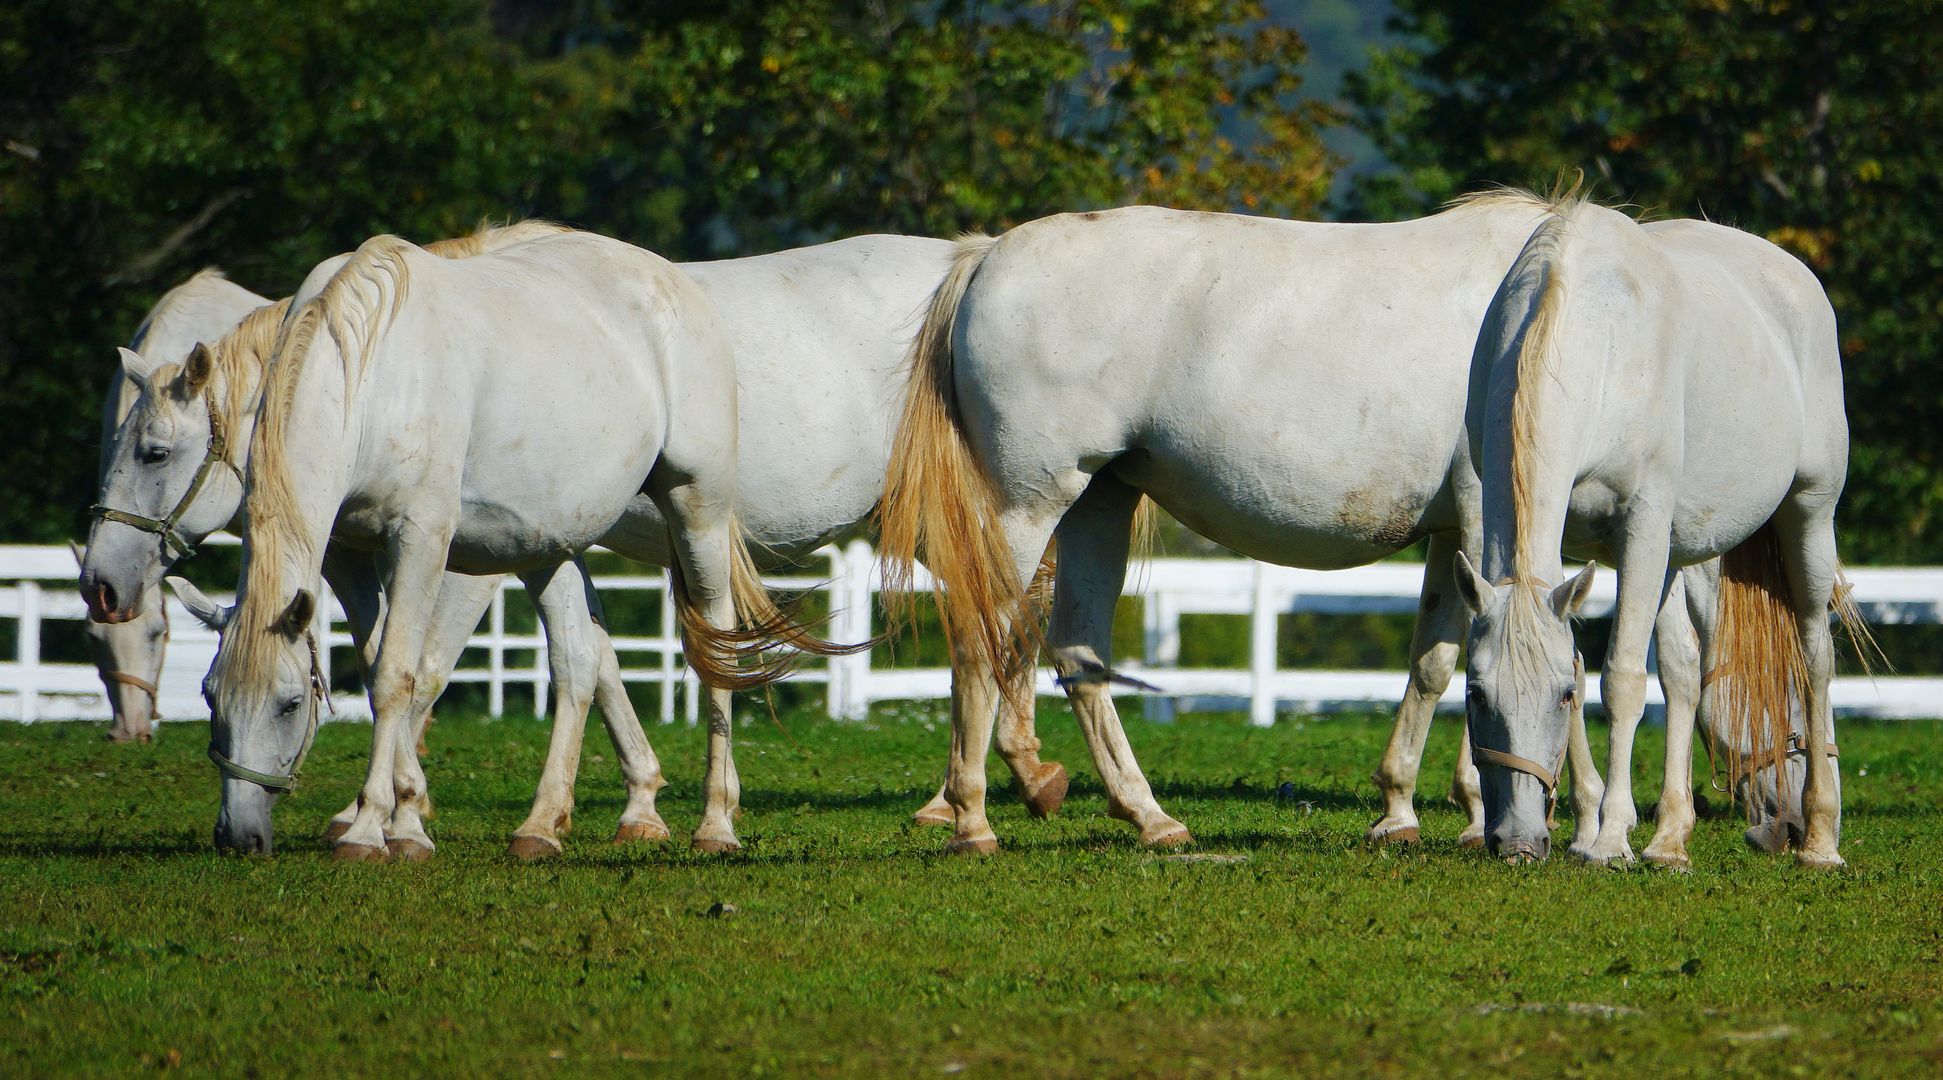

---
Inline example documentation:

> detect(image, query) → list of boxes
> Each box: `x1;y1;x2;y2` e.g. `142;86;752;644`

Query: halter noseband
91;384;238;561
1708;730;1840;794
207;630;330;793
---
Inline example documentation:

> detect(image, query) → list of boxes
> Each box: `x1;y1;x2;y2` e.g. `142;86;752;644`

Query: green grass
3;706;1941;1076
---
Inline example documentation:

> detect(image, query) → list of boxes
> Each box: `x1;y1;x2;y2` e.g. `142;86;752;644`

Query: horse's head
76;555;170;742
171;576;323;856
1714;697;1837;855
82;344;242;623
1456;552;1595;863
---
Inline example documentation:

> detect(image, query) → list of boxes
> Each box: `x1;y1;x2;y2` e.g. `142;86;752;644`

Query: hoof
507;834;562;862
945;834;999;856
1457;827;1486;849
691;836;741;855
613;819;670;844
1366;822;1421;845
1023;763;1069;819
332;841;389;863
1797;849;1845;870
386;838;434;863
106;729;152;745
1641;849;1692;873
1140;822;1194;848
912;805;955;827
323;820;353;844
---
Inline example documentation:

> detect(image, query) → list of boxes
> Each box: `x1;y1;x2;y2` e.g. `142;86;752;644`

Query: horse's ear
118;346;160;389
166;576;232;631
181;343;214;393
278;590;316;636
1551;563;1597;618
1454;550;1493;613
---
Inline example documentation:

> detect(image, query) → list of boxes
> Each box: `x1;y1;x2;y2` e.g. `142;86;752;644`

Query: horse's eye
1560;686;1577;707
279;696;303;718
140;445;171;464
1466;684;1486;707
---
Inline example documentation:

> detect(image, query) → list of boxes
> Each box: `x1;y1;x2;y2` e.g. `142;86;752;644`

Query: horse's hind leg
583;578;669;844
1370;532;1467;845
1642;568;1704;870
1049;473;1189;847
650;474;745;853
913;662;1061;825
1773;498;1843;868
507;559;604;861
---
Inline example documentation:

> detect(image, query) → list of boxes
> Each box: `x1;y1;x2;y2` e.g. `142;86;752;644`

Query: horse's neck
258;337;362;568
1478;337;1605;588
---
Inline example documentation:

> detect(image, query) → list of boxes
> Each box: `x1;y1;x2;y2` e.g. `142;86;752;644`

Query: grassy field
3;704;1941;1076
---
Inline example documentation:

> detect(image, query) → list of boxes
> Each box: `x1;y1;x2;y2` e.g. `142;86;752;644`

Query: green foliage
0;0;1336;542
1345;0;1943;561
4;712;1943;1073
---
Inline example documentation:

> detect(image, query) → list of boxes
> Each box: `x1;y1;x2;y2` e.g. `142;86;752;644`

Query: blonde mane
223;235;419;688
423;218;570;258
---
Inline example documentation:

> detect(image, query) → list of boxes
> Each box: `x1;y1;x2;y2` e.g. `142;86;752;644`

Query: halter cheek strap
1707;731;1840;794
91;385;237;561
208;630;329;794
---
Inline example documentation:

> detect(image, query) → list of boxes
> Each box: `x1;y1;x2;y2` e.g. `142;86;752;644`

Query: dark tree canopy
1346;0;1943;561
0;0;1335;542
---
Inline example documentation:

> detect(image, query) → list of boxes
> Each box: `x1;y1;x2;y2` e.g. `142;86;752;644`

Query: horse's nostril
98;582;119;615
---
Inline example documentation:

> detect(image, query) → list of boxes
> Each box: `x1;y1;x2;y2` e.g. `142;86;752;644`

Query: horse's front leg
508;559;605;860
332;522;453;862
1370;531;1467;844
1579;531;1675;865
1643;568;1705;870
321;547;387;843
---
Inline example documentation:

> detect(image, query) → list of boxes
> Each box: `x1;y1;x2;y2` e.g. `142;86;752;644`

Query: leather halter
1709;730;1840;794
207;630;330;793
91;384;238;561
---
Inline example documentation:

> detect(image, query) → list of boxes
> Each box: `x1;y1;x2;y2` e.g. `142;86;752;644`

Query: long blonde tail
1713;522;1812;805
876;232;1038;681
673;516;866;692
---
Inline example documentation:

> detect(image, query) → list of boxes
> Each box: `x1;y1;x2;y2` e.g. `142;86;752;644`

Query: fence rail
6;541;1941;725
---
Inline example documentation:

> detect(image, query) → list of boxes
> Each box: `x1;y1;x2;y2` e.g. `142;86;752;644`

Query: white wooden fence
6;540;1942;725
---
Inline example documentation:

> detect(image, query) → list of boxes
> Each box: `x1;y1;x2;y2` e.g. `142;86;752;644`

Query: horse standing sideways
875;202;1716;858
79;269;270;742
195;229;854;862
1458;194;1866;867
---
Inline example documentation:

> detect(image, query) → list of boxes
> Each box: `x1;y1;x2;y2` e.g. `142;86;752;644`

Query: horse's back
679;235;955;553
953;205;1545;566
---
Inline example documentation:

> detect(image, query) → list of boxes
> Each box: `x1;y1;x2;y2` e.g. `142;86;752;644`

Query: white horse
875;202;1752;859
195;228;852;862
80;269;269;741
83;226;676;857
1457;194;1861;867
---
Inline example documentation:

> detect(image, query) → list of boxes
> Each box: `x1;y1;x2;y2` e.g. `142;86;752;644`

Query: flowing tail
876;232;1043;682
1712;523;1813;804
673;516;867;692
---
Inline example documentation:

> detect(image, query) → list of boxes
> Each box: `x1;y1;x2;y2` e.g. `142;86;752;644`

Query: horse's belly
1119;446;1450;569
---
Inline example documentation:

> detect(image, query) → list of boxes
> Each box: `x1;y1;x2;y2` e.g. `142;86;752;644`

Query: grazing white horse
196;228;849;862
80;269;269;741
875;202;1752;858
83;226;676;856
1457;193;1862;867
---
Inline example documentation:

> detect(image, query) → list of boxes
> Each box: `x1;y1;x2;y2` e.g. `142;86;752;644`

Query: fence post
1249;563;1275;727
825;544;846;721
16;580;40;723
488;582;506;719
1143;591;1179;724
659;569;676;725
840;540;874;721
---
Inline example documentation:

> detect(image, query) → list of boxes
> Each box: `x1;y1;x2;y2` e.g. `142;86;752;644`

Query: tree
0;0;1337;541
1345;0;1943;561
